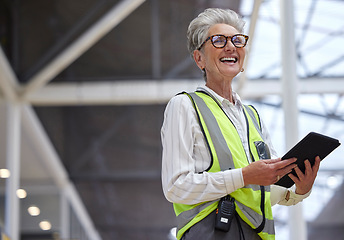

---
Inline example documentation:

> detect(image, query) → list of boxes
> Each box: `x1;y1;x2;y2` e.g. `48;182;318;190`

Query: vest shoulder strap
244;105;262;131
182;91;237;171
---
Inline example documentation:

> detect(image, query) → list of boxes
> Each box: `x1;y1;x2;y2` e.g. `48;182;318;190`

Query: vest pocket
254;141;271;159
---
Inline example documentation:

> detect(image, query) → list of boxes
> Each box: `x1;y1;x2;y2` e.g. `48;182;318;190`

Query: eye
211;35;226;47
232;35;246;47
212;35;226;43
233;36;243;43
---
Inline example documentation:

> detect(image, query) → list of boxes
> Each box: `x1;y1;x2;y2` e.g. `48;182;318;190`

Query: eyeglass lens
212;35;246;48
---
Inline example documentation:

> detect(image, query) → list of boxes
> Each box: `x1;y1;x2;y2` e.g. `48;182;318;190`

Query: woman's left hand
288;156;321;195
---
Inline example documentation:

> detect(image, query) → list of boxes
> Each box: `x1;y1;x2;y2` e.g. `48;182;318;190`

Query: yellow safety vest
174;90;275;240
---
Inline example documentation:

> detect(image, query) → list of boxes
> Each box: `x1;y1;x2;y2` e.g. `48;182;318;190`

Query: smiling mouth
220;57;238;63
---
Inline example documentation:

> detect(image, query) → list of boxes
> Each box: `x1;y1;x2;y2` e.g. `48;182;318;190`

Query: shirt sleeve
161;94;245;205
270;184;312;206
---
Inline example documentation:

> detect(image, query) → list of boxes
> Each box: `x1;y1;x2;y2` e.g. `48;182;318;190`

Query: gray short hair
187;8;246;55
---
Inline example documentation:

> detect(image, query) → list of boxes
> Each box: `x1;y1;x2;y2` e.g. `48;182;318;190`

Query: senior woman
161;8;320;240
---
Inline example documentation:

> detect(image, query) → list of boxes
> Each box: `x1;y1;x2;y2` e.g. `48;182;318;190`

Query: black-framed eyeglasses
197;34;249;50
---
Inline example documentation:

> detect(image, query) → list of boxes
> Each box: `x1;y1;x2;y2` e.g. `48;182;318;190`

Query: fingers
278;163;296;178
263;158;282;164
288;172;299;184
293;164;304;180
301;156;321;177
244;157;318;186
260;158;296;183
262;158;296;184
288;156;321;195
312;156;321;173
274;157;297;169
303;159;312;177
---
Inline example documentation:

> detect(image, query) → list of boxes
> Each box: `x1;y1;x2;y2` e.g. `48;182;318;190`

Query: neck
206;79;234;103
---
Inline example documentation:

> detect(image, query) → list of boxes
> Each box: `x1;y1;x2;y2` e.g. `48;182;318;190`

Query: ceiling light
16;189;27;199
28;206;40;216
0;169;10;178
39;220;52;231
327;175;342;189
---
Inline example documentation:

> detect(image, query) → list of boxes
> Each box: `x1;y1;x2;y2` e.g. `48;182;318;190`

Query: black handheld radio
215;195;236;232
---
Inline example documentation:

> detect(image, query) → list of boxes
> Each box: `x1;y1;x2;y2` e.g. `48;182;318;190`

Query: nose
224;39;236;51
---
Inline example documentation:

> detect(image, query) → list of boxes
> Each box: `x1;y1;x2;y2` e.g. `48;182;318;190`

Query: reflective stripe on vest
188;92;235;170
173;91;275;240
236;200;275;235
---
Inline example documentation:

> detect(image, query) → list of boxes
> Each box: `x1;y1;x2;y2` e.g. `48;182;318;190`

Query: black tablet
275;132;341;188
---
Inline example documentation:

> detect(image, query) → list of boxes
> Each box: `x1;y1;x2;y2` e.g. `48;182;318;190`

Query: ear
193;50;205;71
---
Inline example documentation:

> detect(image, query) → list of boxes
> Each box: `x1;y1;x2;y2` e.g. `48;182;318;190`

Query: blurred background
0;0;343;239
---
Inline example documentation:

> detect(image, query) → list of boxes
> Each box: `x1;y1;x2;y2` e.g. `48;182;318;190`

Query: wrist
295;187;310;196
241;166;250;186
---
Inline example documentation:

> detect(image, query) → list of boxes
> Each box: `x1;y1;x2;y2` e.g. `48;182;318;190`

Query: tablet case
275;132;341;188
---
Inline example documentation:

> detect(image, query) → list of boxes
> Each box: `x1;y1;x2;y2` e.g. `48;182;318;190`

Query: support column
151;0;161;79
280;1;307;240
4;102;21;240
60;190;70;239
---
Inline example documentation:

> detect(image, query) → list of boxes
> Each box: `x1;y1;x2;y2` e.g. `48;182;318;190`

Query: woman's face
194;23;246;81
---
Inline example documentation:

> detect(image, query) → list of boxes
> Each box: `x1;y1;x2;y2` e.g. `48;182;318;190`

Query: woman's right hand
242;158;297;186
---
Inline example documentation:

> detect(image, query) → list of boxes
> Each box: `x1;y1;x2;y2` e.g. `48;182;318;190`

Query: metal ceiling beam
237;0;262;93
0;28;103;240
21;0;146;99
21;105;101;240
151;0;161;79
280;1;306;239
22;0;110;82
0;47;19;101
4;102;21;240
0;45;22;240
26;78;344;106
71;170;161;182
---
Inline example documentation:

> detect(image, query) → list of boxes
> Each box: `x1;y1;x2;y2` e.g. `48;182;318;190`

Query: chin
222;70;241;78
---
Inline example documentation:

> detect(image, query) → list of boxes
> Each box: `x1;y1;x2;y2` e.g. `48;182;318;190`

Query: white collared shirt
161;86;310;206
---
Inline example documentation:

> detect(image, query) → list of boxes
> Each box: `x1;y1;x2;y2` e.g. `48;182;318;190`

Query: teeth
221;57;237;63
